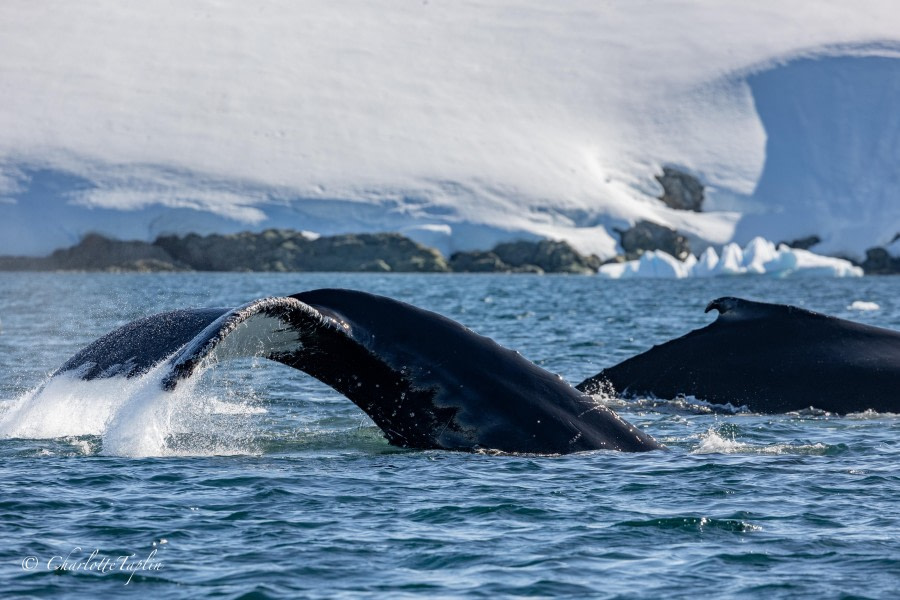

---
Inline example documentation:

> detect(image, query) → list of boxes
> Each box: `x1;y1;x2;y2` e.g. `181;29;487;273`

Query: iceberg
598;238;863;279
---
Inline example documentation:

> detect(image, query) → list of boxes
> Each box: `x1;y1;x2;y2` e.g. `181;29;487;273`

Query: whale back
577;297;900;414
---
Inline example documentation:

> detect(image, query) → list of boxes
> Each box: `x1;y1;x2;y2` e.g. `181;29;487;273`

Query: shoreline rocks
0;231;598;274
1;229;896;275
451;240;600;274
861;247;900;274
0;231;449;273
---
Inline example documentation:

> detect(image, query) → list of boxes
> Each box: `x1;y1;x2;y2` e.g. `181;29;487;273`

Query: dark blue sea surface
0;273;898;598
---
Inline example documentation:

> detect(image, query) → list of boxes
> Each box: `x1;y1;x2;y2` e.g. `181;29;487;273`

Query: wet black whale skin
578;297;900;414
54;289;661;454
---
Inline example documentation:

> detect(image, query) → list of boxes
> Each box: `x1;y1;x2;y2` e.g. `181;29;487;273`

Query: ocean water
0;273;898;599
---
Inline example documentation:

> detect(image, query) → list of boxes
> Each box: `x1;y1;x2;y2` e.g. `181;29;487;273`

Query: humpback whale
54;289;660;454
577;297;900;414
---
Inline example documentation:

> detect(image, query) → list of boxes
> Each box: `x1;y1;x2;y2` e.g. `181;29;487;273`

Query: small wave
691;428;837;455
845;408;900;419
590;393;750;415
784;407;899;419
617;516;762;533
255;426;395;455
659;395;749;415
785;407;833;417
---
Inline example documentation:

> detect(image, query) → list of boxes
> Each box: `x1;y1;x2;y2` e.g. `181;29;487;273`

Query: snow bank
734;56;900;258
598;238;863;279
0;2;898;258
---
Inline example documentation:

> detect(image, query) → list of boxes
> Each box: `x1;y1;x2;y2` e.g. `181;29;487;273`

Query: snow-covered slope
1;1;899;258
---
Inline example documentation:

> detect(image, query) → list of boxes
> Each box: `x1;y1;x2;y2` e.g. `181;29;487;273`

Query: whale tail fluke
49;289;662;454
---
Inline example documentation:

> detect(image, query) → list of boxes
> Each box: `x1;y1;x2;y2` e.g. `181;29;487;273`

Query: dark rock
0;230;605;274
0;230;450;272
512;263;545;274
48;234;184;271
492;240;600;274
449;251;511;273
450;240;599;274
358;259;392;273
655;167;704;212
0;234;185;271
154;230;449;272
861;247;900;274
779;235;821;250
615;220;691;260
309;233;449;272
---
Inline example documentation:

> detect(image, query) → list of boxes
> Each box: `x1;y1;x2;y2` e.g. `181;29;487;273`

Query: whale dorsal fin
704;296;824;322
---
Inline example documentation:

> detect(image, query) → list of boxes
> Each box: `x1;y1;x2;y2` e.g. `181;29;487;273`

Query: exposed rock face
48;234;186;271
0;230;449;272
449;251;512;273
779;235;821;250
494;240;601;274
155;230;450;272
0;233;185;271
655;167;704;212
616;220;691;260
450;240;600;274
0;231;614;275
861;247;900;274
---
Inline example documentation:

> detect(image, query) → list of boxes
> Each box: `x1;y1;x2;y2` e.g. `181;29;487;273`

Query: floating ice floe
598;237;864;279
847;301;880;311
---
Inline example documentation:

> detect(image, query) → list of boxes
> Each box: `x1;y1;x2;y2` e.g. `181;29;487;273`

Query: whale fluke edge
577;296;900;414
53;289;661;454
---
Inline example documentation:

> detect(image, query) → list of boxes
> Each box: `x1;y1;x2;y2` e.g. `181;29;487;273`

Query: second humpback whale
577;297;900;414
53;289;660;454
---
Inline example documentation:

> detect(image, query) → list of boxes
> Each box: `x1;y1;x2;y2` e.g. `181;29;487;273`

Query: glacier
0;1;899;259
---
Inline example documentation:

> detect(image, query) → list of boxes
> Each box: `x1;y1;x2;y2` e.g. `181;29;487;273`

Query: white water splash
0;363;266;457
846;408;900;419
691;427;828;455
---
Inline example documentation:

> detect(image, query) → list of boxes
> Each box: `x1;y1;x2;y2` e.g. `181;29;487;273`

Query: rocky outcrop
48;234;186;271
0;234;185;271
861;247;900;274
0;230;450;272
655;167;704;212
499;240;601;274
450;240;600;274
615;220;691;260
0;231;664;275
449;251;515;273
779;235;821;250
155;230;449;272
